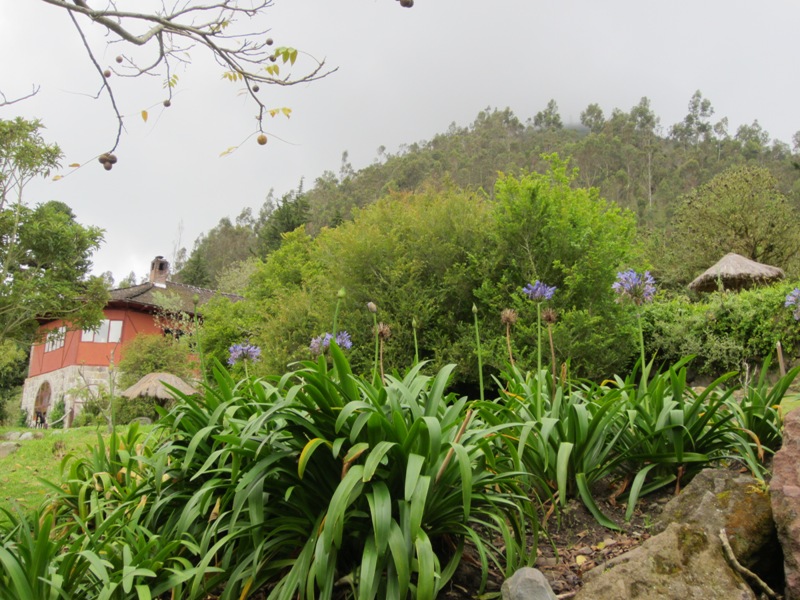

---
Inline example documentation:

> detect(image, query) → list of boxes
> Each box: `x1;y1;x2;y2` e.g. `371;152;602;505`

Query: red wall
28;308;162;377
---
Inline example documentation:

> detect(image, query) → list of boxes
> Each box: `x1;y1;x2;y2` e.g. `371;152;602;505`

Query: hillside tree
0;118;108;344
661;165;800;284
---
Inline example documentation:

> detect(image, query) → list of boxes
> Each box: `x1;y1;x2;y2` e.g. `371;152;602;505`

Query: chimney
149;256;169;288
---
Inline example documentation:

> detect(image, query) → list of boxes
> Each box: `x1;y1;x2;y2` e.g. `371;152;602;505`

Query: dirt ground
439;478;672;599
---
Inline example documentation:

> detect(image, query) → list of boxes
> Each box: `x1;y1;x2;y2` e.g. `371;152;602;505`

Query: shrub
0;386;22;426
219;161;643;383
112;395;163;424
48;398;65;429
117;333;195;390
641;281;800;377
70;400;106;427
146;351;537;599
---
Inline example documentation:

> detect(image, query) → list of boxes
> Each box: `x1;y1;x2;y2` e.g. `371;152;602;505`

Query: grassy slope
0;426;107;514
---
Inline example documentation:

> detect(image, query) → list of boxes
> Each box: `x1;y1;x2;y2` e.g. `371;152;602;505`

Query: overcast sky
2;0;798;282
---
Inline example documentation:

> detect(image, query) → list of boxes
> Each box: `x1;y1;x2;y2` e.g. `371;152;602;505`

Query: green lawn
0;426;107;514
783;393;800;415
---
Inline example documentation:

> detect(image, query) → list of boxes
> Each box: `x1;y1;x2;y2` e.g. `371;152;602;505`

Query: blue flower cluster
522;280;557;302
785;288;800;320
228;343;262;365
310;331;353;355
612;269;656;305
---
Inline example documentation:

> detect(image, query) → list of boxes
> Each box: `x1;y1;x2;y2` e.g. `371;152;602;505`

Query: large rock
501;568;557;600
771;408;800;599
1;431;21;441
574;522;755;600
655;467;775;569
0;442;20;458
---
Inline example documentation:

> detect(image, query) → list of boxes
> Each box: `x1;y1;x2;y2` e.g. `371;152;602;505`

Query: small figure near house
35;410;45;429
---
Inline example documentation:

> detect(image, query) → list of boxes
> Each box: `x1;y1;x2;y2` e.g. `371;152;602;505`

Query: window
44;327;66;352
81;320;123;343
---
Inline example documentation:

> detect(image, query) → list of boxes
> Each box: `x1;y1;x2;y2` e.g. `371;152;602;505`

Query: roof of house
108;281;241;315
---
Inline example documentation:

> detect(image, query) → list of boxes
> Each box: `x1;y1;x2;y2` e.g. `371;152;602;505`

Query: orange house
21;256;236;427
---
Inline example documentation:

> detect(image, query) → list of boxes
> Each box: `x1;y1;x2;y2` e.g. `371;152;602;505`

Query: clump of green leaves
0;118;107;346
641;281;800;377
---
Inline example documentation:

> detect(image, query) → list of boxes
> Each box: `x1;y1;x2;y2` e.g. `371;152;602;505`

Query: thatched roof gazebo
121;372;199;401
688;252;785;293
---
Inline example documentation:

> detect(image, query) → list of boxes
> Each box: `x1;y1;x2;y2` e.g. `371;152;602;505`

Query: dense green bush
117;333;196;389
112;395;163;424
69;394;108;427
48;398;65;429
206;161;643;383
0;386;22;426
0;340;27;426
641;280;800;377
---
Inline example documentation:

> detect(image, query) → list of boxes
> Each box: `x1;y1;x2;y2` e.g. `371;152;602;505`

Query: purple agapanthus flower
228;342;261;365
335;331;353;350
785;288;800;320
309;333;333;356
612;269;657;305
522;281;557;302
310;331;352;356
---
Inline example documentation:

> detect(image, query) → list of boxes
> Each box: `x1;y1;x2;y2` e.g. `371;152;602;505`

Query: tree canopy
0;118;107;344
660;165;800;285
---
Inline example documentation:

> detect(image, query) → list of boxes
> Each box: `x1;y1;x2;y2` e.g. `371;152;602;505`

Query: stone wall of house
20;365;116;428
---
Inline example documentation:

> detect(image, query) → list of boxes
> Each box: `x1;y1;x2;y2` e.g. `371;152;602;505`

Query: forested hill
175;92;800;290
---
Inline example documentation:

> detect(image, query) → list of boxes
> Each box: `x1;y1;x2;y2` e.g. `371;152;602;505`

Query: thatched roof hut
688;252;785;293
121;372;199;400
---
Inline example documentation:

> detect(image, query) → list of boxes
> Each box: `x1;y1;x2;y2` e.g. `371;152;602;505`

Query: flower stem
506;322;514;366
548;323;557;397
536;302;543;418
379;338;385;384
473;304;484;404
637;313;648;394
412;318;419;366
372;313;379;384
332;287;345;337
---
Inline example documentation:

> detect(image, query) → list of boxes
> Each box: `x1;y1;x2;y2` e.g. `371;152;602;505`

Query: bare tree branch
68;9;125;152
0;86;41;107
35;0;338;141
13;0;413;157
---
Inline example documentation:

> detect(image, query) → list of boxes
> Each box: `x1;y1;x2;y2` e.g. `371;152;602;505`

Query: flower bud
367;301;377;313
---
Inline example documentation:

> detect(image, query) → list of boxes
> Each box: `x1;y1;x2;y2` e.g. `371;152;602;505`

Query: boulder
501;568;557;600
655;467;775;569
574;522;755;600
771;408;800;599
0;442;20;458
1;431;21;441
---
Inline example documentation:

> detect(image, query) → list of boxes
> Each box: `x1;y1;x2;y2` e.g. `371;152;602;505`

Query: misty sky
2;0;798;282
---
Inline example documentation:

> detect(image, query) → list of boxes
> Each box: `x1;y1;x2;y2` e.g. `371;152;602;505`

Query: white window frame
44;326;66;352
81;320;123;344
